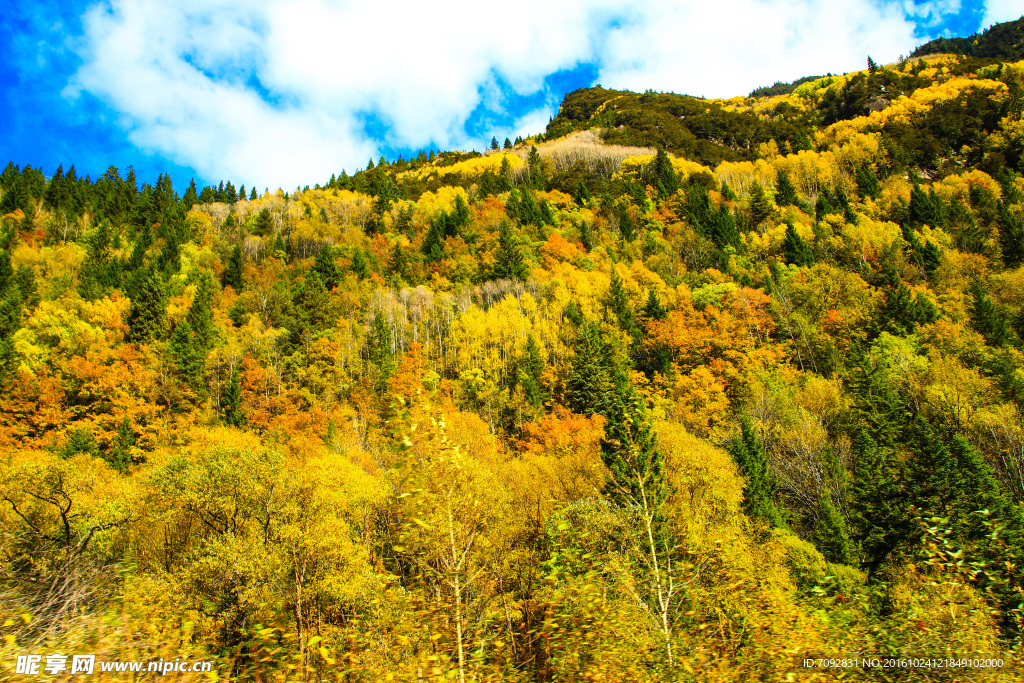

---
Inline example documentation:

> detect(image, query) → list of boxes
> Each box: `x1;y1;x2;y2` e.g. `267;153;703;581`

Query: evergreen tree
181;179;198;210
313;244;342;290
605;270;639;339
998;200;1024;267
252;208;274;236
387;242;410;284
651;147;679;198
126;266;167;344
526;145;546;189
351;249;369;279
222;244;244;290
422;218;446;263
727;417;785;527
574;180;592;207
783;223;814;267
878;263;938;334
641;290;668;321
969;280;1009;346
0;284;23;380
366;310;394;377
498;155;514;192
567;322;616;418
774;170;800;207
228;296;248;327
503;137;512;150
516;335;546;407
107;417;136;474
169;319;205;388
77;221;122;300
490;136;499;151
220;366;245;427
855;165;881;199
748;181;773;226
849;428;908;573
493;220;528;281
293;270;331;334
186;271;216;351
909;184;945;227
250;186;258;200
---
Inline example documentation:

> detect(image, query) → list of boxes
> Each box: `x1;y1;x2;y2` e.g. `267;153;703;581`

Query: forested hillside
3;32;1024;683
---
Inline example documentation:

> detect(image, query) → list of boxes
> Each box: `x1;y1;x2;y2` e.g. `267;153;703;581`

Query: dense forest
3;22;1024;682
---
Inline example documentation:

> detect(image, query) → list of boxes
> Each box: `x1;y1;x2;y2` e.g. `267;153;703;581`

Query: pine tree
351;249;369;279
605;270;639;339
222;244;244;290
849;428;907;573
252;208;274;236
597;358;682;668
387;242;410;285
855;165;881;199
126;266;167;344
77;221;122;300
490;136;499;151
641;290;668;321
313;244;341;290
567;322;616;418
169;319;205;388
783;223;814;267
220;366;245;427
503;138;512;150
969;280;1009;346
651;147;679;198
748;181;773;226
774;169;800;207
294;270;331;334
0;284;23;380
727;417;785;527
366;310;394;378
516;335;546;407
181;178;198;210
526;145;546;190
186;271;215;351
998;200;1024;267
107;417;136;473
498;155;513;192
492;220;528;281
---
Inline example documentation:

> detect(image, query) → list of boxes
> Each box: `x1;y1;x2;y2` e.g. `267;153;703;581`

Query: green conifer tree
169;319;204;389
748;181;773;226
783;223;814;267
222;244;244;290
493;220;528;281
998;201;1024;267
388;243;410;285
727;417;785;527
516;335;547;407
652;147;679;198
351;249;369;279
313;244;342;290
366;310;394;378
126;266;167;344
774;169;800;207
220;366;245;427
183;272;215;351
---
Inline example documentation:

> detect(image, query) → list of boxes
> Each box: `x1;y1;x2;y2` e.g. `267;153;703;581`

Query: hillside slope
1;18;1024;683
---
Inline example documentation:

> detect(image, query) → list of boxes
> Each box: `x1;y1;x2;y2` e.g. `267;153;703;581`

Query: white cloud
71;0;939;189
982;0;1023;29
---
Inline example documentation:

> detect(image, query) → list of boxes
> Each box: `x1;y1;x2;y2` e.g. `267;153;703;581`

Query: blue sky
0;0;1017;194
